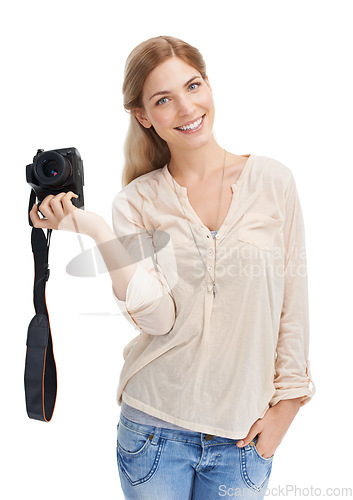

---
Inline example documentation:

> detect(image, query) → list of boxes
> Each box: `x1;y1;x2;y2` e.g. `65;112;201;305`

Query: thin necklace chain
170;149;227;298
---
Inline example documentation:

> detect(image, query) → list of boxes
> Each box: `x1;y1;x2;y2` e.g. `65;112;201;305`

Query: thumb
236;434;256;448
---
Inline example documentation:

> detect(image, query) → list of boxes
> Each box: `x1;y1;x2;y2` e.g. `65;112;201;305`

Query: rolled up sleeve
269;173;316;408
111;188;176;336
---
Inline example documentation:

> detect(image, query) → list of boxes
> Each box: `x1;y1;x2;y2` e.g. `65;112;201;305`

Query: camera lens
34;151;72;187
42;160;60;178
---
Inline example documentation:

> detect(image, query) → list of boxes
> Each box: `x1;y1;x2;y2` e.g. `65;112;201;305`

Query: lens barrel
34;151;72;187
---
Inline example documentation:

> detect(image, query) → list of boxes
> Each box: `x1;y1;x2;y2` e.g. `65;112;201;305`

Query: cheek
202;92;214;111
151;109;173;129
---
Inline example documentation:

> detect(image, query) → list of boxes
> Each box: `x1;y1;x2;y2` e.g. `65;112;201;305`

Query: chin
187;130;213;149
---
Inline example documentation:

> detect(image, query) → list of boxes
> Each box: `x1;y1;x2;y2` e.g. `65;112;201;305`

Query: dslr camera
24;146;85;422
26;147;85;222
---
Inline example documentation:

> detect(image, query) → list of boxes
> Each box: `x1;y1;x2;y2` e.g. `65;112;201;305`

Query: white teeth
177;116;203;131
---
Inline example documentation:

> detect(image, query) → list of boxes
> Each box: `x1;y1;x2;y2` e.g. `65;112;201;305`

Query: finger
30;204;53;229
41;194;56;204
37;197;56;218
49;192;67;219
38;194;56;216
30;203;47;219
61;191;79;212
237;433;257;447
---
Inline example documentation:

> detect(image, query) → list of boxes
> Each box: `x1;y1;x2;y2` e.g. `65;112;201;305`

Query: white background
1;0;352;498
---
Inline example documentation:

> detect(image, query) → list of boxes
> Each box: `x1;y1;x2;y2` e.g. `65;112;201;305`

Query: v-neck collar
162;154;255;237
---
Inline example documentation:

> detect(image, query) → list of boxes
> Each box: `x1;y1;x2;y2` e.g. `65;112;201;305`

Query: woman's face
134;56;215;152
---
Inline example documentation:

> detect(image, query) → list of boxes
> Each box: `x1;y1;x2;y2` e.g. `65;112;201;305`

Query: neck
168;135;226;184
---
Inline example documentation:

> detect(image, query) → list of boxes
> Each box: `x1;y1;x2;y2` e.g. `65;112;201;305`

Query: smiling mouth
174;114;206;132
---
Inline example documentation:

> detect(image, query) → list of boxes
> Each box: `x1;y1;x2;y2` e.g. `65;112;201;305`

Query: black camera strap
24;190;57;421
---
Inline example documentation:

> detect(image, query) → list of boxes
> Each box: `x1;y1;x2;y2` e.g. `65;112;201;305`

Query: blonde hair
121;36;207;187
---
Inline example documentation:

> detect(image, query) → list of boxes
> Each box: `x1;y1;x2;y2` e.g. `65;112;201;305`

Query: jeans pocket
116;420;165;486
240;435;274;493
117;420;153;455
252;435;275;462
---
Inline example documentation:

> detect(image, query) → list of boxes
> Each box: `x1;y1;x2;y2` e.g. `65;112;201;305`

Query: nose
177;94;195;117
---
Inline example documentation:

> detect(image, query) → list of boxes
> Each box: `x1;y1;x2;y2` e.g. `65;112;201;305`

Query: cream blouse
111;154;316;439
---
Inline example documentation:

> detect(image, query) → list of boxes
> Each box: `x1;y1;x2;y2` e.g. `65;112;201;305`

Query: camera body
26;147;85;210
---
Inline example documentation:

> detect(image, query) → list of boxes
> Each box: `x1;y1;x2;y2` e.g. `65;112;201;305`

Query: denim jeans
116;413;274;499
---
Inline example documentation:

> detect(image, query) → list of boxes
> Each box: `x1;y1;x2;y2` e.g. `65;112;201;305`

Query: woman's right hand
29;191;105;239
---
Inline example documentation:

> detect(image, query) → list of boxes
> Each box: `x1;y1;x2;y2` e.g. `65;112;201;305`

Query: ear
133;108;152;128
203;75;212;93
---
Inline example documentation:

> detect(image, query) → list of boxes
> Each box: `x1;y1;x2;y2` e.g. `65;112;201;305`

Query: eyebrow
148;76;201;101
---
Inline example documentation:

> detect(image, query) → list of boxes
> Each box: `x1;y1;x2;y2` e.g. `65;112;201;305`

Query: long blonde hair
121;36;207;187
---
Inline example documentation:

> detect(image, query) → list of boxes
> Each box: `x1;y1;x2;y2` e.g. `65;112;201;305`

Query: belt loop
150;426;161;445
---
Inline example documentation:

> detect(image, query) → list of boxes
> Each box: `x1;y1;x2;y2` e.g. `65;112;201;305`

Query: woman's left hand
236;398;302;459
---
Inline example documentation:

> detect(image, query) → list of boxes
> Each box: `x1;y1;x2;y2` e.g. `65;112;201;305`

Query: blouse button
208;249;214;255
207;266;213;272
215;234;220;239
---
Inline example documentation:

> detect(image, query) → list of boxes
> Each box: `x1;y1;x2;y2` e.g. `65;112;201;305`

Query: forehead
142;57;201;100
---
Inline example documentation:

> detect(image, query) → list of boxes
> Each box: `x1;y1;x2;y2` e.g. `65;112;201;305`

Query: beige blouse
111;154;316;439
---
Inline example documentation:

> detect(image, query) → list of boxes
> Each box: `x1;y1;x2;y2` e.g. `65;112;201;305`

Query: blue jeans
116;413;274;499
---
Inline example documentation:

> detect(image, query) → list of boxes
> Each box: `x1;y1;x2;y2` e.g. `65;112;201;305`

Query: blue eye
155;82;201;106
156;97;169;106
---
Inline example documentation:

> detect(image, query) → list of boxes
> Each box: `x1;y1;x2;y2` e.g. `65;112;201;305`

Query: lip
174;114;204;129
174;114;206;133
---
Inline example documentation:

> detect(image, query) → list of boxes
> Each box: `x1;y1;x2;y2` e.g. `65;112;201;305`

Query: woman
30;36;316;499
